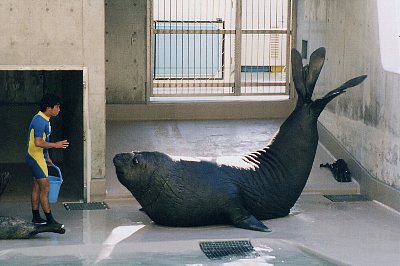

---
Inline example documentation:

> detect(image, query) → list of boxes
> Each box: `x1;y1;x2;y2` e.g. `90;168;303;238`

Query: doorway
0;70;85;202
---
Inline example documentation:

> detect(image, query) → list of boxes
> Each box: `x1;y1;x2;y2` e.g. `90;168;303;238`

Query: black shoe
32;217;47;225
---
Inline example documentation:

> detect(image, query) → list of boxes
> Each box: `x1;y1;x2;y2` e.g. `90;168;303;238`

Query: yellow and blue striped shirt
26;111;51;177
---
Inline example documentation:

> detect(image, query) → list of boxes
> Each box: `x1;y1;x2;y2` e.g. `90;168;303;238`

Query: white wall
296;0;400;190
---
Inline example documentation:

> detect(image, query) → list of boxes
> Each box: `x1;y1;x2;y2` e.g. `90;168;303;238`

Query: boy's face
47;104;61;117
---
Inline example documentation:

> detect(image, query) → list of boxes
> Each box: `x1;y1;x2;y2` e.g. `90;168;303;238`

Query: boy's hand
54;140;69;149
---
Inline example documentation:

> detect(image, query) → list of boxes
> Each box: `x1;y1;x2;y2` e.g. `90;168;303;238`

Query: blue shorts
25;154;48;179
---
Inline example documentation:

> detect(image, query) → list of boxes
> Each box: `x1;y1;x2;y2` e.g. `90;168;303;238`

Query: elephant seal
0;172;65;239
113;47;367;232
0;216;65;239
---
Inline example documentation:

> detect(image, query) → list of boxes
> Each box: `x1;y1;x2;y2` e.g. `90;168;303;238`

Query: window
377;0;400;73
153;21;224;79
151;0;291;97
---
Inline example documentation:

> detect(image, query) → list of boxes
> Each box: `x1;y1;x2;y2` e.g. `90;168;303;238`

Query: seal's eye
132;157;139;165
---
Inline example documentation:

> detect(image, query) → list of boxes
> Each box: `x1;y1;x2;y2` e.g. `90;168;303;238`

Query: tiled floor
1;119;399;265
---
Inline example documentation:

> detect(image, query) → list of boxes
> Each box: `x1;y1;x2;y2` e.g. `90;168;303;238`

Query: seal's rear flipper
313;75;367;115
31;223;66;237
291;47;326;107
234;215;271;232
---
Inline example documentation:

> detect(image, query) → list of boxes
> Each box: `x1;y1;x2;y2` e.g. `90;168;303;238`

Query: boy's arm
34;138;69;149
44;149;52;164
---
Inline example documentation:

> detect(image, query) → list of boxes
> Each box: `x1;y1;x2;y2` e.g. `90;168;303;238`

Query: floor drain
199;240;258;260
63;202;109;210
324;194;369;202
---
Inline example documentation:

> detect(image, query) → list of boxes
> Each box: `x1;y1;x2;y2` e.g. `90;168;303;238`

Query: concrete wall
0;0;106;199
105;0;296;120
105;0;147;103
296;0;400;193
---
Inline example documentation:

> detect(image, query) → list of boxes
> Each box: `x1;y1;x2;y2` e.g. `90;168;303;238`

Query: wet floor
1;194;399;265
1;119;399;265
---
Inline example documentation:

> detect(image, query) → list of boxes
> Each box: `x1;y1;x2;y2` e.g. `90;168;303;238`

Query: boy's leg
31;178;40;210
36;178;51;213
36;178;64;227
31;178;46;224
26;154;51;224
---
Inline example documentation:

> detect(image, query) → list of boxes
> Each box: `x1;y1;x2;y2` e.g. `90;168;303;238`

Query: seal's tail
30;223;66;237
291;47;325;107
312;75;367;115
291;47;367;116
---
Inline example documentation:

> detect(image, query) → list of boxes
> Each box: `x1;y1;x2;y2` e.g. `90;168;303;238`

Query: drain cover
63;202;109;211
324;194;369;202
199;240;258;260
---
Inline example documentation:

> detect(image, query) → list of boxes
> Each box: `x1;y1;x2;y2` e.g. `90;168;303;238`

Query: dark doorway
0;70;84;202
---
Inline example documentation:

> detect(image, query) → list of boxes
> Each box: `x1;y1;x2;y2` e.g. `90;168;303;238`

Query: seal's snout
113;153;132;166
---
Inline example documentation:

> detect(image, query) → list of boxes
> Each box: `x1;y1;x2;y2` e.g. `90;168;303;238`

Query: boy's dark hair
40;93;61;112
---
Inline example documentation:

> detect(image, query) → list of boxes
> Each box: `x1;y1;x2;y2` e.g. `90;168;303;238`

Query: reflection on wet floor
95;224;145;264
0;238;340;266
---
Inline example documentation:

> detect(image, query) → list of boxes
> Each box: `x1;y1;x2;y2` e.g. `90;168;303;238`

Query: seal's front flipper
224;194;271;232
234;215;271;232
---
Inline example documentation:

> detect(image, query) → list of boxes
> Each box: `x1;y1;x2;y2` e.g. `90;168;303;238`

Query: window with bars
150;0;291;97
153;21;224;79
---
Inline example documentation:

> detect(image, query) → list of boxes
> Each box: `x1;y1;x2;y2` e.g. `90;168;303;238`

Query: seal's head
114;152;160;183
113;151;174;203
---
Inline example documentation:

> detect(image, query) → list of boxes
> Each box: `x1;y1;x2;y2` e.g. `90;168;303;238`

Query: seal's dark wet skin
114;47;367;232
0;172;66;239
113;153;132;166
0;216;65;239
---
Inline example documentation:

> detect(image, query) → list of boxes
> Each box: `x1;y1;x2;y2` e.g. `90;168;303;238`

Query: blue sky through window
154;21;223;79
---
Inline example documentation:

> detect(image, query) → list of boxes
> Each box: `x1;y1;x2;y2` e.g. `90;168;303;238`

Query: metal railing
150;0;291;97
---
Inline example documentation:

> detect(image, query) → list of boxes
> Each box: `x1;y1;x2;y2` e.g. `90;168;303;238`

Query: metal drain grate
324;194;369;202
63;202;109;211
199;240;258;260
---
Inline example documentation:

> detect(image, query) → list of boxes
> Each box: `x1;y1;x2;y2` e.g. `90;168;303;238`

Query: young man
25;93;69;227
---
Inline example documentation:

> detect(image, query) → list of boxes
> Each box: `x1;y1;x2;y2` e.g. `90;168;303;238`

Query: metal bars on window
150;0;291;97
